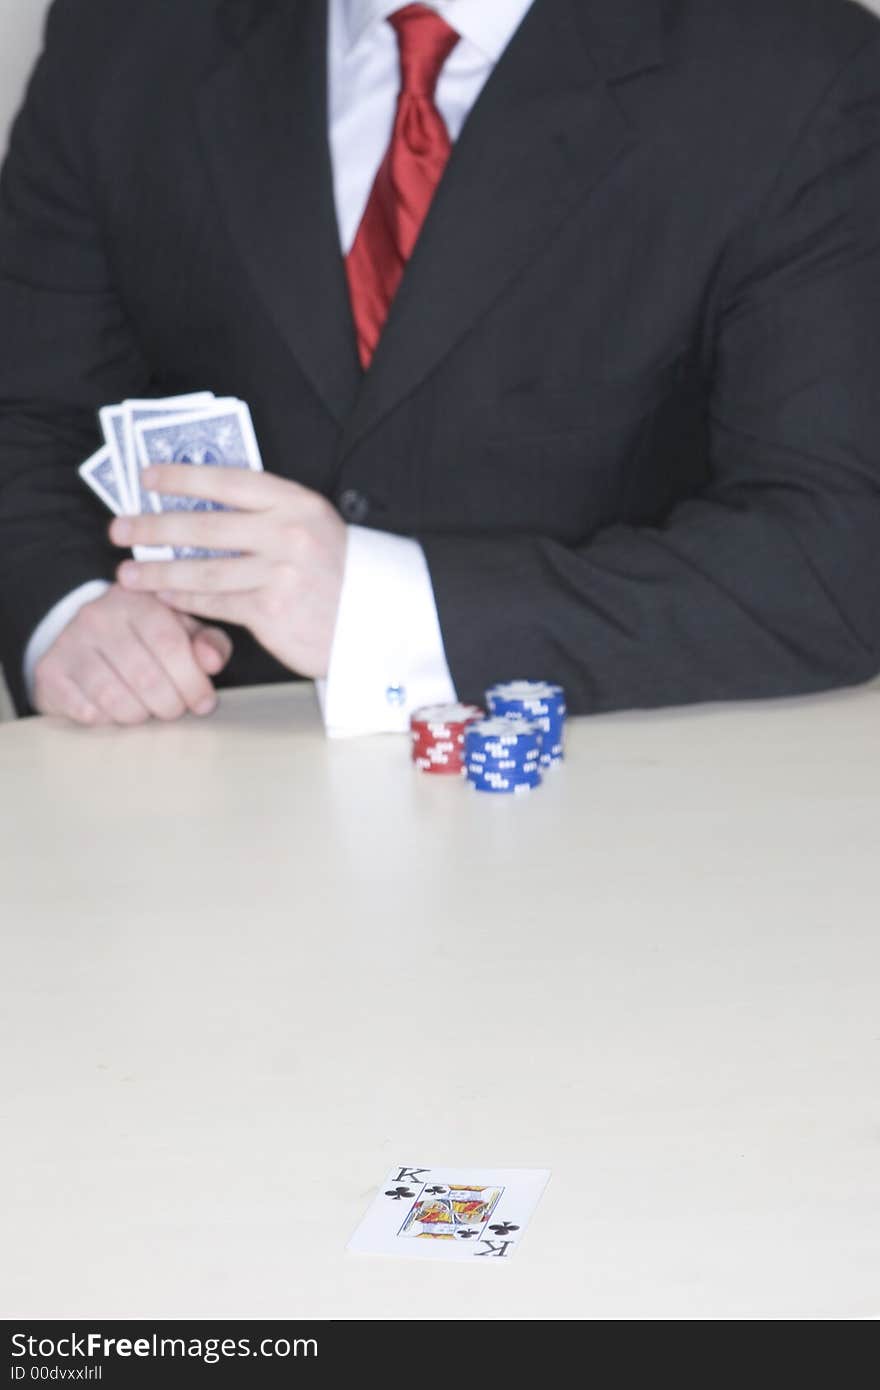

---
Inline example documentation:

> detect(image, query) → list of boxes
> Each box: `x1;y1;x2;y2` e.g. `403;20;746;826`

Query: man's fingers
140;464;298;512
104;627;189;722
133;609;220;717
110;511;261;553
34;670;105;726
31;589;228;729
190;624;233;676
117;555;265;594
71;650;152;726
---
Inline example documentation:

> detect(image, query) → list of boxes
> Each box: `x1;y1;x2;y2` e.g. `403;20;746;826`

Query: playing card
79;445;124;515
347;1165;551;1262
97;406;135;513
120;394;216;515
133;401;264;561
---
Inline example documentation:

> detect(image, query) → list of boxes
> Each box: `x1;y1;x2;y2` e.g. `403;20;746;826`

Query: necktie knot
389;4;460;98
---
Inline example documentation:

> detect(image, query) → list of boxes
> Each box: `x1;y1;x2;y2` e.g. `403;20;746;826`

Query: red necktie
345;5;461;370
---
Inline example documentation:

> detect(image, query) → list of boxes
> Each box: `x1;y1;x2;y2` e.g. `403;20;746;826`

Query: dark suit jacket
2;0;880;716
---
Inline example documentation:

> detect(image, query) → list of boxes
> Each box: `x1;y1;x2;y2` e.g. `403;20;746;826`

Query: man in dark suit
1;0;879;731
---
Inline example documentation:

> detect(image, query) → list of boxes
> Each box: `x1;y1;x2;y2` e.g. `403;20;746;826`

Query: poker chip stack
463;718;543;795
486;681;568;767
410;703;485;775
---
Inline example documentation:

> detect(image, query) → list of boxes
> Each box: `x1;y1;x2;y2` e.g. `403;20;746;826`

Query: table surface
2;681;879;1321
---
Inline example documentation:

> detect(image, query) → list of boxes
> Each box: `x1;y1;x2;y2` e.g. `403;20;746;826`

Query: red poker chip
410;703;484;775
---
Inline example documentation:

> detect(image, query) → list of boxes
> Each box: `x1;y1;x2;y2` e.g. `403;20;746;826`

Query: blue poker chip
464;717;544;791
465;717;542;753
466;765;541;779
465;756;541;774
485;681;567;766
465;751;543;793
465;762;540;779
468;778;540;795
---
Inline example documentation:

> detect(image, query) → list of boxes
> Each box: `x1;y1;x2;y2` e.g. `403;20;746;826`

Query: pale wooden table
2;681;879;1320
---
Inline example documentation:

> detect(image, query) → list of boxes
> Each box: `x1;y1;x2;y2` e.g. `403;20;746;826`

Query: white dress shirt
25;0;535;732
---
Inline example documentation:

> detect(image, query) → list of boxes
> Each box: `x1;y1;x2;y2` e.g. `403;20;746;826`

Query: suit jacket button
339;489;370;523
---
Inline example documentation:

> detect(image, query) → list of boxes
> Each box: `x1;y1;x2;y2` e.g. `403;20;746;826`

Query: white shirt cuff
24;580;112;702
318;526;456;737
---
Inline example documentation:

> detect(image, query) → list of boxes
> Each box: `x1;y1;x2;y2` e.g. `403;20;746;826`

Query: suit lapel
342;0;664;455
197;0;362;426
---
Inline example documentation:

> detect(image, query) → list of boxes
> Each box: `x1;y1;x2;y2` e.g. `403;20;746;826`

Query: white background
0;0;51;153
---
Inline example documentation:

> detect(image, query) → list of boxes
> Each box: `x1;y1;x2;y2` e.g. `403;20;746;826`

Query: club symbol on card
456;1228;480;1240
489;1222;520;1235
425;1185;448;1196
385;1186;416;1201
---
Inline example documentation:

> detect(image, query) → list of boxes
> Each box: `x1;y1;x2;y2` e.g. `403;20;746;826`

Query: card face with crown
347;1165;551;1262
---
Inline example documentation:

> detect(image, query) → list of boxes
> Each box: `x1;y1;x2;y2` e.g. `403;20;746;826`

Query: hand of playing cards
79;392;264;560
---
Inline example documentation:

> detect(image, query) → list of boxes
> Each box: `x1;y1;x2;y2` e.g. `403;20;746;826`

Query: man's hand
33;585;233;726
109;469;348;678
